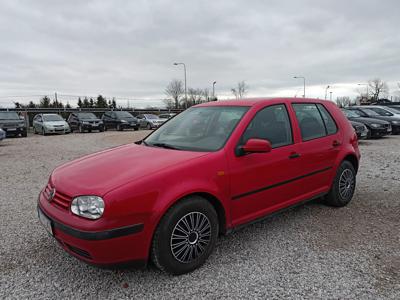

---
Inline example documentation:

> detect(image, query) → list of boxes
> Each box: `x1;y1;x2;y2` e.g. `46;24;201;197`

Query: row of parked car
0;111;176;137
1;104;400;140
342;105;400;139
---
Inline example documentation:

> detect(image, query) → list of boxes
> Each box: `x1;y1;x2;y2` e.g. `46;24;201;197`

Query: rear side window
316;104;338;135
240;104;293;148
292;104;327;141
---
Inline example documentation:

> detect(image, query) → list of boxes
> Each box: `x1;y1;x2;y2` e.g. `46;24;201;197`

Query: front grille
43;183;72;211
65;243;92;259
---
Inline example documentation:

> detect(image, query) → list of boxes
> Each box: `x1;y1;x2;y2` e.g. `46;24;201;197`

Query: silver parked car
136;114;166;129
33;114;71;135
0;127;5;141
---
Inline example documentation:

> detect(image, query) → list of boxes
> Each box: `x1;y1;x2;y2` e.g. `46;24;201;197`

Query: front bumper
2;127;25;137
81;123;104;130
37;193;149;266
370;127;390;137
45;127;71;134
121;123;140;129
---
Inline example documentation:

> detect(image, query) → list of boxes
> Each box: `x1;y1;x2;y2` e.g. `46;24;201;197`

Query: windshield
43;114;63;122
145;114;159;119
342;109;360;118
362;108;380;116
115;111;134;118
370;107;396;116
0;112;20;120
144;106;249;151
388;106;400;113
77;113;97;119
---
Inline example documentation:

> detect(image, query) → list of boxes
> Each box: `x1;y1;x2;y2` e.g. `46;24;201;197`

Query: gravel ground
0;131;399;299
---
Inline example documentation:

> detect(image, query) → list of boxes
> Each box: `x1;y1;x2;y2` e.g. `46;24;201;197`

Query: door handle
332;140;341;147
289;152;301;159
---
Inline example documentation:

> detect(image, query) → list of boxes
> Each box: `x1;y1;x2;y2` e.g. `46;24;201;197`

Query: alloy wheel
170;212;211;264
339;169;355;200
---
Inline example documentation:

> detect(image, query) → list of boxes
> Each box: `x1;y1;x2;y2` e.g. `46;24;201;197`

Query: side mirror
237;138;272;156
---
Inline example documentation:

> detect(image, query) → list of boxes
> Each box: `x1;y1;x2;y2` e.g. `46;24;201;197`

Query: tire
99;126;104;132
134;127;139;131
117;124;123;131
146;123;152;130
33;126;37;134
366;129;371;139
151;196;219;275
41;127;46;136
22;130;27;137
79;125;84;133
324;160;356;207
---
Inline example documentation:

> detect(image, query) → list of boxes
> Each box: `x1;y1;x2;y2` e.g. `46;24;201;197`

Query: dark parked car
346;106;400;135
387;105;400;113
67;112;104;133
102;111;139;131
0;111;27;137
349;120;368;140
342;109;391;138
136;114;166;129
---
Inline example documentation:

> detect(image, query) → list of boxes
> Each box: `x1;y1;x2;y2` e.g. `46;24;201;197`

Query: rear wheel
33;126;37;134
21;129;27;137
41;127;46;136
151;196;219;275
79;125;84;133
324;160;356;207
117;124;123;131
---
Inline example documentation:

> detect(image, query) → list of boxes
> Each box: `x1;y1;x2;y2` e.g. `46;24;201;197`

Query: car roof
195;97;334;108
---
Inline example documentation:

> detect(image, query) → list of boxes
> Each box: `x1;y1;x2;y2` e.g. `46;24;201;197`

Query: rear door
229;104;304;226
291;103;341;194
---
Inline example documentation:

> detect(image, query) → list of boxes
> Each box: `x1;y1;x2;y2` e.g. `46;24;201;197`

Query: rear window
292;103;337;141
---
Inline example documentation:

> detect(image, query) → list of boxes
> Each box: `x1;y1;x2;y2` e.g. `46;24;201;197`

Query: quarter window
316;104;338;135
240;104;293;148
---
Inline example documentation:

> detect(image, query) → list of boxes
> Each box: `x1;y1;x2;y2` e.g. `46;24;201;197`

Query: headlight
98;121;103;124
370;123;381;128
120;119;127;123
71;196;104;219
391;120;400;125
82;121;89;124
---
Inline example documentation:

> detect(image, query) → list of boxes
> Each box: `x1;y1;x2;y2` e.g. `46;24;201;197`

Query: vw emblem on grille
48;188;56;202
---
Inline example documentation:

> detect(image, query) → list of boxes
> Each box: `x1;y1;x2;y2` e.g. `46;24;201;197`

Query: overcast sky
0;0;399;107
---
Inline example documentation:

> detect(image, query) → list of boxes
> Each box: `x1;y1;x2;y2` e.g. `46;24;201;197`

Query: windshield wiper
149;142;181;150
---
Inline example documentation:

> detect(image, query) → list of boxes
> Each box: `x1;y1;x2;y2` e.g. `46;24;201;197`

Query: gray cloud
0;0;399;106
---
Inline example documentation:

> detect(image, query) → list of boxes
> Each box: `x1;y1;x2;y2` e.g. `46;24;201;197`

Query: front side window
292;104;327;141
145;106;249;151
240;104;293;148
368;107;393;116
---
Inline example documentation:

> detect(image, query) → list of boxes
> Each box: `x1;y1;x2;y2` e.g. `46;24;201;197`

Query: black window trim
237;103;294;150
316;103;338;136
292;102;339;143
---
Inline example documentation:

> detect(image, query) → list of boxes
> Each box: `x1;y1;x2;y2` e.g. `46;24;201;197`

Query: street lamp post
293;76;306;98
358;83;369;100
325;85;330;100
173;62;187;108
212;81;216;99
330;91;333;101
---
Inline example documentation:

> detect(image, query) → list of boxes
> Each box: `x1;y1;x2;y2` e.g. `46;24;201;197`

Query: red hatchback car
38;98;360;275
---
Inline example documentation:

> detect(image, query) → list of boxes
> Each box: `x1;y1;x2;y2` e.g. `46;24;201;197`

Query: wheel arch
343;153;359;173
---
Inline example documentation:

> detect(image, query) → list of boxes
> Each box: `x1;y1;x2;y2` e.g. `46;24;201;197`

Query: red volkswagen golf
38;98;360;275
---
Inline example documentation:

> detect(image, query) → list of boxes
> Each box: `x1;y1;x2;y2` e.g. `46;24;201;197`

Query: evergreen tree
40;96;51;108
77;97;83;108
83;97;90;108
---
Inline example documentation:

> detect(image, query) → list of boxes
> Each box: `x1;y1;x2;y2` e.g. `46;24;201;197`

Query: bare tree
162;98;175;109
165;79;184;109
231;80;248;99
368;78;389;102
336;96;352;108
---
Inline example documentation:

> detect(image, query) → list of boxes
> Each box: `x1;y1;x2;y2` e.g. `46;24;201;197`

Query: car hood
44;121;68;126
0;119;24;125
51;144;209;197
348;117;389;125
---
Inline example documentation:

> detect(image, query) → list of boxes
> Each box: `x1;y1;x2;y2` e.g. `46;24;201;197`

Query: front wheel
146;123;152;130
151;196;219;275
324;161;356;207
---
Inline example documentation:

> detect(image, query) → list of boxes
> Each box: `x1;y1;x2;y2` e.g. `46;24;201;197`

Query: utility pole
173;62;187;108
325;85;330;100
330;91;333;101
293;76;306;97
212;81;216;98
